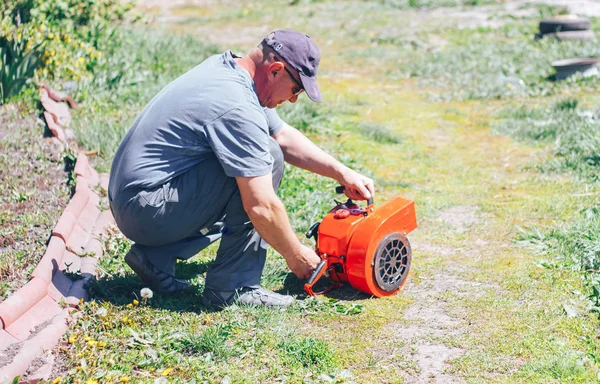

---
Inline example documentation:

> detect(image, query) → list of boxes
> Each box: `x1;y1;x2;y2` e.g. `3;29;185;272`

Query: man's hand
285;245;322;279
237;174;322;281
338;168;375;202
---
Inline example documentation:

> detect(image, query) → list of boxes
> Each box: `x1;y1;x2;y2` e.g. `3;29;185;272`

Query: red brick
64;189;90;219
99;172;110;193
52;211;76;243
0;278;47;329
89;189;101;208
43;111;65;142
0;308;69;382
79;256;98;276
66;223;90;256
27;352;55;381
77;201;101;233
48;270;73;302
0;329;18;350
32;237;65;284
5;296;61;341
82;237;103;259
73;152;89;179
40;88;71;127
92;210;116;239
59;249;81;273
88;167;100;187
75;176;89;192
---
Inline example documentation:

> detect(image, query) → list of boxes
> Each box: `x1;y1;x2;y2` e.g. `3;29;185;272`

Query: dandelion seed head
141;288;153;299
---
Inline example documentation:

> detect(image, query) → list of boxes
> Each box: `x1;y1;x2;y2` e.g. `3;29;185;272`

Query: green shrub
0;0;136;101
0;31;42;103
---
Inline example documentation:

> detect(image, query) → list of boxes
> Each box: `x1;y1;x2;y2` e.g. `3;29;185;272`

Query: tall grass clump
278;337;339;373
518;205;600;309
374;0;499;9
494;98;600;182
403;24;600;100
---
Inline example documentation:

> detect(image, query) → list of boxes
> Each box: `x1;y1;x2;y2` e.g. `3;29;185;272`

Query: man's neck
234;56;256;81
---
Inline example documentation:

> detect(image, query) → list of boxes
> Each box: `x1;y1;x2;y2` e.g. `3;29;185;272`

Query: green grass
403;25;600;101
70;28;220;171
494;98;600;182
9;0;600;382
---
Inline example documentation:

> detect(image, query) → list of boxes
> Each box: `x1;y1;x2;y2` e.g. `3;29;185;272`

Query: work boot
125;247;190;294
202;286;294;309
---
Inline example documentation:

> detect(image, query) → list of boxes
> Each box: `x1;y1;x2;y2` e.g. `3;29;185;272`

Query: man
108;30;374;309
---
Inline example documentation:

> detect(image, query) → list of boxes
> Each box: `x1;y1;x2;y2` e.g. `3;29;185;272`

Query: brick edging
0;153;113;382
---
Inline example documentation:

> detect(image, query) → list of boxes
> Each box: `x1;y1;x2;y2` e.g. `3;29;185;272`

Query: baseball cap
262;29;322;102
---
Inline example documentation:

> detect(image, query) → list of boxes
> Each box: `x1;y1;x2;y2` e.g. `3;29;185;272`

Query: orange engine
304;189;417;297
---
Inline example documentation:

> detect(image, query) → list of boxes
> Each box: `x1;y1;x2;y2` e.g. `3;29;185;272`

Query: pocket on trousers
138;185;167;208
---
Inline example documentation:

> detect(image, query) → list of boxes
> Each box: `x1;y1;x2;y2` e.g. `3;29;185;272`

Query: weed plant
494;98;600;182
375;0;499;9
499;98;600;312
403;24;600;100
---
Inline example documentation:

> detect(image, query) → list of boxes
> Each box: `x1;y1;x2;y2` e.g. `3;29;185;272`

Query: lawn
3;0;600;382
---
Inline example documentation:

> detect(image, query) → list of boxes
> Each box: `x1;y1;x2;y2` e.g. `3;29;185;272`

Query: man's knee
269;137;284;191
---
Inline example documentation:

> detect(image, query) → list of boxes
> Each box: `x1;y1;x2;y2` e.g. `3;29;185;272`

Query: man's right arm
236;173;321;279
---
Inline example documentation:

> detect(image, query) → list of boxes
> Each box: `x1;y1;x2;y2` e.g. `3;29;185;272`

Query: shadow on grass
89;259;211;313
282;273;371;301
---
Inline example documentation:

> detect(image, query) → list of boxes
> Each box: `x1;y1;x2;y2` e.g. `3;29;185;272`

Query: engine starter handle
335;185;374;206
307;259;327;285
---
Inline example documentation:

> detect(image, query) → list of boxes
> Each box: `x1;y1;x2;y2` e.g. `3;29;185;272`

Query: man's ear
268;61;284;80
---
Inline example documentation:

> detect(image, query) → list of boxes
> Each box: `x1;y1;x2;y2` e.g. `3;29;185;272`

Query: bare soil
0;104;71;300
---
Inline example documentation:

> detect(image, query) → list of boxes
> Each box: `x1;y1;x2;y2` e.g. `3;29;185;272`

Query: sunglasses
275;56;304;96
283;66;304;96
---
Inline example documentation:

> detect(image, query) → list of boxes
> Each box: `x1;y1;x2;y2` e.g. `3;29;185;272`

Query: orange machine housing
305;196;417;297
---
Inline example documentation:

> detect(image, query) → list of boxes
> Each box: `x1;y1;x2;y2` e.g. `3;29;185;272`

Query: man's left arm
273;122;374;201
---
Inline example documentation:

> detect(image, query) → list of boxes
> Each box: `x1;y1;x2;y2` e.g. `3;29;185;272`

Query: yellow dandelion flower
52;377;62;384
84;336;92;342
243;8;249;15
119;377;130;383
161;368;173;376
78;57;85;64
98;341;107;348
85;379;98;384
48;32;54;39
87;47;93;53
126;303;133;309
133;299;139;306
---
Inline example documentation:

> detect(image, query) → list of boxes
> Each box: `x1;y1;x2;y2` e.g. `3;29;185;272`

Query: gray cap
262;29;322;102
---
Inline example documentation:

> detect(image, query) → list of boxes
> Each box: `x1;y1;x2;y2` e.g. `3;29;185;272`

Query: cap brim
299;73;322;102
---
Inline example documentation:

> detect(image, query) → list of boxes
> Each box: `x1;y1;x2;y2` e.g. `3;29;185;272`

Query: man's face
258;61;304;108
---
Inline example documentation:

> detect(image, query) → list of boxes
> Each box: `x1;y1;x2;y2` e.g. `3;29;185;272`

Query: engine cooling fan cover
372;232;412;292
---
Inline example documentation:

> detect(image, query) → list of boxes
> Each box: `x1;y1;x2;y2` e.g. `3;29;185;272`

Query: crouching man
108;30;374;308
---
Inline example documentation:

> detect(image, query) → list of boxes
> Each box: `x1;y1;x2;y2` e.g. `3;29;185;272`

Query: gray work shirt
109;51;284;197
